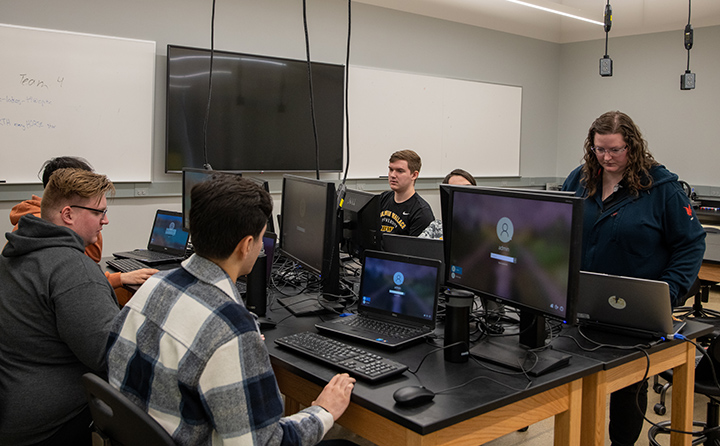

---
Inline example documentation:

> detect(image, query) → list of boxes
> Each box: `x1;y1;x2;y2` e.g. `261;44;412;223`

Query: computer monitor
340;188;381;259
182;168;242;231
441;184;583;375
278;174;342;299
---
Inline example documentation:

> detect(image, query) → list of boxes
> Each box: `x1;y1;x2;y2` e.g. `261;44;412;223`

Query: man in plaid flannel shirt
106;173;355;445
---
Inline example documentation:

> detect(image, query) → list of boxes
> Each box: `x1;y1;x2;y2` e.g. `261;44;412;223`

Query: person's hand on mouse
311;373;356;420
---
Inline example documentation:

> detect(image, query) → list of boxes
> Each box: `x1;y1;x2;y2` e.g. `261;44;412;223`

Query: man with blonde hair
0;168;121;445
380;149;435;236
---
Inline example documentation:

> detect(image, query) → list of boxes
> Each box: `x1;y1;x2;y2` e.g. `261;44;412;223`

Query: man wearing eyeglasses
0;168;122;446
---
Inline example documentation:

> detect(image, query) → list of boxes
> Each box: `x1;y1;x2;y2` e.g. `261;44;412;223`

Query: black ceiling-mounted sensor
681;0;695;90
600;1;613;77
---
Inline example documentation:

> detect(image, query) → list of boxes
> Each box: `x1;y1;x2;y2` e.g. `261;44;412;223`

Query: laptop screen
359;251;440;324
148;211;189;253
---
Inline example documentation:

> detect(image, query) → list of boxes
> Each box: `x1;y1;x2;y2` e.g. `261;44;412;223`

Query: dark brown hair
190;173;273;260
580;111;658;197
442;169;476;186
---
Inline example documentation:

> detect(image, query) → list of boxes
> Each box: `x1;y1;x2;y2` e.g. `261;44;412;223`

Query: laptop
382;233;445;284
576;271;685;340
113;210;190;265
315;250;441;349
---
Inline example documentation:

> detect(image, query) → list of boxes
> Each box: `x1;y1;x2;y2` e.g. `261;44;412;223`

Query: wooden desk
267;304;708;446
265;308;600;446
552;321;713;446
579;341;695;446
275;366;583;446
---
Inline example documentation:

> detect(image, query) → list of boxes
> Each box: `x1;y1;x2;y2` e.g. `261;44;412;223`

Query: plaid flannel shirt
106;254;333;445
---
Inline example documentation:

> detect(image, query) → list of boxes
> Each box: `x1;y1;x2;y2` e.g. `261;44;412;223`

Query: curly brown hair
580;111;658;197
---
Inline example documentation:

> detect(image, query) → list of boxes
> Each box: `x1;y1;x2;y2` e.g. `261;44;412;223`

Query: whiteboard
0;24;155;184
346;66;521;179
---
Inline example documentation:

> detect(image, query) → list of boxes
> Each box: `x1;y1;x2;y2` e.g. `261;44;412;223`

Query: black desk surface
549;320;714;370
103;256;711;437
263;302;602;436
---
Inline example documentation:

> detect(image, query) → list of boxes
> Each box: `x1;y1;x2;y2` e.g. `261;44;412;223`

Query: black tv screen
166;45;345;173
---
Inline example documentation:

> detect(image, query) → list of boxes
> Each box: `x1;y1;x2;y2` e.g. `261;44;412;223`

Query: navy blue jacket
562;164;706;306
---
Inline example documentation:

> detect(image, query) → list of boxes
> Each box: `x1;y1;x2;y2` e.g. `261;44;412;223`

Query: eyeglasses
70;205;108;217
592;145;627;156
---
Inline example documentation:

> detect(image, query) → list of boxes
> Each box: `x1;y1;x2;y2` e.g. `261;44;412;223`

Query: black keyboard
275;332;408;382
107;258;150;273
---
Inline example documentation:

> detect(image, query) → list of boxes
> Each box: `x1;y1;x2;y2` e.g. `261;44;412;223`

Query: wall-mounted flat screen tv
166;45;344;173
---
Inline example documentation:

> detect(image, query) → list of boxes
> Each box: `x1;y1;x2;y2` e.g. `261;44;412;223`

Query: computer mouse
256;317;277;330
392;386;435;407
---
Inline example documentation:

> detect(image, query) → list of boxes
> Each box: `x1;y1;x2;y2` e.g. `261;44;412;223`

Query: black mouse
392;386;435;407
255;317;277;330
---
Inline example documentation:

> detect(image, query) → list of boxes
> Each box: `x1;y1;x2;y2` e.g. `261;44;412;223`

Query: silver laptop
315;250;441;349
576;271;685;340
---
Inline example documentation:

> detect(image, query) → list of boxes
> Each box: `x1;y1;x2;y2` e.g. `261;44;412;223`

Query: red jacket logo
684;204;693;216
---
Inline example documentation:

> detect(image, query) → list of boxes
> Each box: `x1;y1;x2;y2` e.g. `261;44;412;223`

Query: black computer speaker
246;253;267;316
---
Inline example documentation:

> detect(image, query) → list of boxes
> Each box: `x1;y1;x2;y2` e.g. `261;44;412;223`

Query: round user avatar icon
496;217;514;243
393;272;405;286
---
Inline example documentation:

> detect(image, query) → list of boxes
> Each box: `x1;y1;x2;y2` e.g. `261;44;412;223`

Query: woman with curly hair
562;110;706;446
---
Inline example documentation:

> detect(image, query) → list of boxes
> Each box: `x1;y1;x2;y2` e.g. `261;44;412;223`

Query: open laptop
315;250;441;349
382;233;445;284
113;210;190;266
576;271;685;340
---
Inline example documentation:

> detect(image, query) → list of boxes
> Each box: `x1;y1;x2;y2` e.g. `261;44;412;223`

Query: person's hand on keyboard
120;268;159;285
311;373;356;421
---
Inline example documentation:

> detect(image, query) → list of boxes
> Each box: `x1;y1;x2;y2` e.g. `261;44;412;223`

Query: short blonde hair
41;168;115;219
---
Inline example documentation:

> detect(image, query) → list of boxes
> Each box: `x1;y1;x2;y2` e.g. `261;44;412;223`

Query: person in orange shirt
9;157;156;305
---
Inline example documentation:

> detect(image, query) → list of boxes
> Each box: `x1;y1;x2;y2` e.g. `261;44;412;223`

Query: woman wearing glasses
562;110;706;446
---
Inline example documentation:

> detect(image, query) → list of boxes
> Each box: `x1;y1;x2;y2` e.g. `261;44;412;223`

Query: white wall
556;26;720;187
1;0;562;252
3;1;718;253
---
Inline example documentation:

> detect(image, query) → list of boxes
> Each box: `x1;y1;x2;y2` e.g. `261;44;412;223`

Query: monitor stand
469;313;570;376
277;294;345;317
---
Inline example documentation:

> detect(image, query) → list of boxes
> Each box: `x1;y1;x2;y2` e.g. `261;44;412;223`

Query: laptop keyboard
339;315;426;340
134;250;180;261
275;331;408;382
107;258;150;273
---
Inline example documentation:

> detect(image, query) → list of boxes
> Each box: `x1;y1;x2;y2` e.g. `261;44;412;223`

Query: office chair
82;373;175;446
648;335;720;446
674;278;720;320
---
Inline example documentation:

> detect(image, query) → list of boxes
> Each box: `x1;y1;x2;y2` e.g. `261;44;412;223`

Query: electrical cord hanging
685;0;693;72
599;0;613;77
341;0;352;188
301;0;321;180
680;0;696;90
202;0;217;170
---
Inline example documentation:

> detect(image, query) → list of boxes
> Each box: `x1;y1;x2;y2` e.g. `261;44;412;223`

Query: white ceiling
354;0;720;43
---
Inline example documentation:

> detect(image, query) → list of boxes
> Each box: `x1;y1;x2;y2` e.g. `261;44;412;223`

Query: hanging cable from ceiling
337;0;352;210
201;0;217;170
680;0;696;90
301;0;321;180
599;0;612;77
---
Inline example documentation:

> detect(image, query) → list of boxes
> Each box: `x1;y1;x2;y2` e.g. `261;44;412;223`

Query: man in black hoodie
0;168;120;445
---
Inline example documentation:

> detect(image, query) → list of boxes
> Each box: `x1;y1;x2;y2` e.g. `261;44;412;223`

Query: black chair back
82;373;175;446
